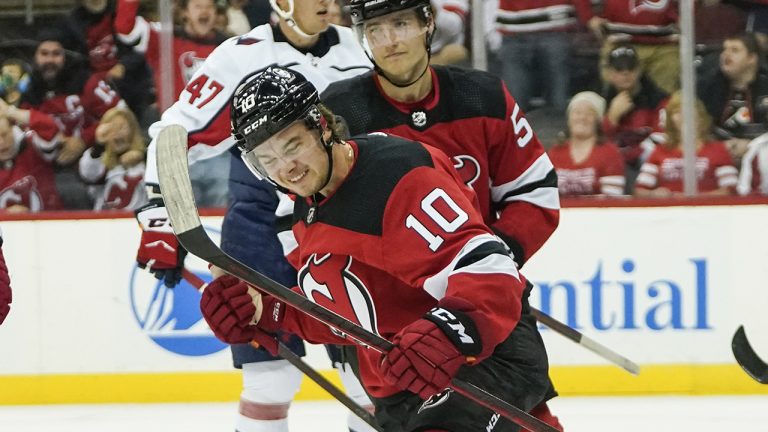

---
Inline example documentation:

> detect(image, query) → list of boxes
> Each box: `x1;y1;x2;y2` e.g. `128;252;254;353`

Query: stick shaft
181;269;383;430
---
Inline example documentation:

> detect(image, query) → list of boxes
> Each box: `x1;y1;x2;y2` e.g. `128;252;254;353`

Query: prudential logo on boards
531;258;711;331
129;225;227;356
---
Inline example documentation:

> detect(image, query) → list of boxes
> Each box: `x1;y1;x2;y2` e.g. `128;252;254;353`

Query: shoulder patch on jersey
236;36;262;45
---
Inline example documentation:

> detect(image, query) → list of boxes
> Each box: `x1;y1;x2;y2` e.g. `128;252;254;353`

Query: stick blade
156;124;203;236
732;325;768;384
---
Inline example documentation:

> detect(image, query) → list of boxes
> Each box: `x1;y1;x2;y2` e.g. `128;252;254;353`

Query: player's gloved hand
200;275;263;344
379;299;483;399
135;185;187;287
0;237;12;325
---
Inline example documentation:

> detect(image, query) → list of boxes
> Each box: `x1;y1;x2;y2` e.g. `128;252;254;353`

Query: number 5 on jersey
405;188;469;251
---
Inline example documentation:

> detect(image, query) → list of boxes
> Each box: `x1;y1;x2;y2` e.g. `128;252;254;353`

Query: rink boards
1;199;767;404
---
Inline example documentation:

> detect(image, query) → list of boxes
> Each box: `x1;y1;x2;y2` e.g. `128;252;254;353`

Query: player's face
0;119;16;162
34;41;65;82
568;100;599;139
363;9;430;78
283;0;333;35
721;40;756;80
183;0;217;37
250;122;329;196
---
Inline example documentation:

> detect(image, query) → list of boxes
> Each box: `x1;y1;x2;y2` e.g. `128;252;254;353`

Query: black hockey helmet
347;0;432;27
231;65;332;183
231;65;323;154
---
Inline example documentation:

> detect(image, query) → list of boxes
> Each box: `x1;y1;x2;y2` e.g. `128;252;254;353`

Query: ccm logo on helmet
243;114;268;135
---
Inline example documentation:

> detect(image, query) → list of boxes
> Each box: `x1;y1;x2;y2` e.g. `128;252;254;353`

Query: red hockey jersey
321;66;560;266
635;141;738;193
601;0;679;44
548;141;625;196
0;135;62;211
21;72;122;147
259;135;525;398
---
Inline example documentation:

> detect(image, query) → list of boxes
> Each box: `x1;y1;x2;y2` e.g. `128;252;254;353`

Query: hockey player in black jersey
320;0;564;429
201;64;556;432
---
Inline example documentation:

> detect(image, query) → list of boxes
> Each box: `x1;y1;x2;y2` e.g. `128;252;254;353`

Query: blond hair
99;107;146;170
663;91;712;150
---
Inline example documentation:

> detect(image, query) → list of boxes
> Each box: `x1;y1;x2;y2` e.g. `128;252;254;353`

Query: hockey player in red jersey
201;64;555;432
320;0;563;428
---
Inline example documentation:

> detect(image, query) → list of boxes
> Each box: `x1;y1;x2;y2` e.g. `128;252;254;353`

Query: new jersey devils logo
298;254;378;335
102;168;145;210
452;155;480;187
0;175;43;210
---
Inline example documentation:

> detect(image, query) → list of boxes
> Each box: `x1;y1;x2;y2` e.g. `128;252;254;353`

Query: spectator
698;33;768;164
0;114;63;212
116;0;231;208
79;107;147;210
491;0;594;113
226;0;253;35
548;91;625;196
737;131;768;195
115;0;229;112
635;91;738;197
20;30;123;209
0;59;31;107
60;0;154;122
589;0;680;93
602;44;668;171
429;0;469;66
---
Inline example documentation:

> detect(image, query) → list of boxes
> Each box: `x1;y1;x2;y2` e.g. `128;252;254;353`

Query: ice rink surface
1;395;767;431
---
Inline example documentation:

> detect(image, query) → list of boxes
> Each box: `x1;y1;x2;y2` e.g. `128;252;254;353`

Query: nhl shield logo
411;110;427;128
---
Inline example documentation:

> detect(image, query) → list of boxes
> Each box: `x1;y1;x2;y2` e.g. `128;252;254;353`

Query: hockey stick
157;124;558;432
530;308;640;375
180;268;383;430
731;325;768;384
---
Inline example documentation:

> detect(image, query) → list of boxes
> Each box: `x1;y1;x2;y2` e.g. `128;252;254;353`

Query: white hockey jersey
144;23;372;185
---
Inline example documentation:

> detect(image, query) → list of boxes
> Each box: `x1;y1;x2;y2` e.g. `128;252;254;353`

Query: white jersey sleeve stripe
423;233;514;300
491;153;556;201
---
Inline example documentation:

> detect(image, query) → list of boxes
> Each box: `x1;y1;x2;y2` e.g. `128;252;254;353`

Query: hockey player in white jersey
132;0;373;430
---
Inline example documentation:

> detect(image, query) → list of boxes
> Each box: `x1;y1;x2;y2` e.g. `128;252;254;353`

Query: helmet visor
240;123;321;181
355;8;429;50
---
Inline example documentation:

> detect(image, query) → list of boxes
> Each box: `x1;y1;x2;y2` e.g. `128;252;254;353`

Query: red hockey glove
379;302;483;399
0;239;11;325
200;275;263;344
135;186;187;288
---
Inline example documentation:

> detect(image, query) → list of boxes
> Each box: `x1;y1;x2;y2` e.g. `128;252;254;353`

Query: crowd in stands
1;0;767;215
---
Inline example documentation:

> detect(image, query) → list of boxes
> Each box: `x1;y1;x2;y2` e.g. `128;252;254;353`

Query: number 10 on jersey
405;188;469;251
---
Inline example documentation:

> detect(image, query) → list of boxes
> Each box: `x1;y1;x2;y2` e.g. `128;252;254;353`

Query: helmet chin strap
314;134;335;199
269;0;320;39
375;56;430;88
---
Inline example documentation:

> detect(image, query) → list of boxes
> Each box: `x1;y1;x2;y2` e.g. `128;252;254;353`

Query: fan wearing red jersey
635;91;738;197
548;91;625;197
200;65;555;432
